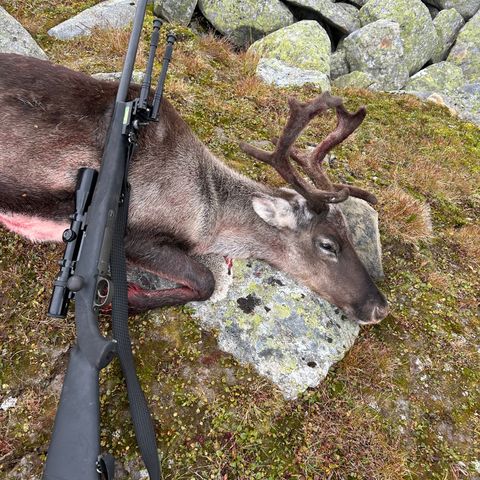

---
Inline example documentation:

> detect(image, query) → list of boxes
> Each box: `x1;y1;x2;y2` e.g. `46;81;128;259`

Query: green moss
1;8;480;479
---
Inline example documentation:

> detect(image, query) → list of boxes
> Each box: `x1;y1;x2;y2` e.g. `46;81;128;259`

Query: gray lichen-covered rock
405;61;465;93
330;48;349;80
432;8;465;62
0;7;48;59
447;10;480;82
192;259;360;399
283;0;361;34
256;58;331;90
448;82;480;124
197;0;294;47
153;0;197;25
402;82;480;125
338;197;384;281
333;70;375;89
425;0;480;20
248;20;331;73
47;0;137;40
344;20;409;90
359;0;438;74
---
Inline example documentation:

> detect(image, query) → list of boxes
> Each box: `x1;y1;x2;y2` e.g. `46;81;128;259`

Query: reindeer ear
252;194;299;230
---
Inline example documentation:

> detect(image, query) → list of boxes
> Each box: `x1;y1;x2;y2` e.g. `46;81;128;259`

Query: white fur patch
252;195;297;230
0;211;66;242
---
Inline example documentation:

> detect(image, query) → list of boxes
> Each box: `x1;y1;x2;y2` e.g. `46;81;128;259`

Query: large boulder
283;0;361;34
359;0;438;75
48;0;136;40
431;8;465;62
197;0;294;47
424;0;480;20
153;0;197;25
248;20;331;74
405;61;465;93
344;20;409;90
192;259;360;400
333;70;375;89
447;10;480;82
0;7;47;59
256;58;331;90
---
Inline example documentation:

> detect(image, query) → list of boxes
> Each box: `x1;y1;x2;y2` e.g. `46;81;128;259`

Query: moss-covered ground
1;2;479;479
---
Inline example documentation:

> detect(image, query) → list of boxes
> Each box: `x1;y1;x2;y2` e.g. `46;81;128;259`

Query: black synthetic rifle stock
43;2;175;478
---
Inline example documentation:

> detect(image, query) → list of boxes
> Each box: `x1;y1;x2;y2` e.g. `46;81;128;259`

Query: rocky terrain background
0;0;479;479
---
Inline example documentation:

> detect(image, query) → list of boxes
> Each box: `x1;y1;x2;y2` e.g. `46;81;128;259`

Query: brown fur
0;53;388;323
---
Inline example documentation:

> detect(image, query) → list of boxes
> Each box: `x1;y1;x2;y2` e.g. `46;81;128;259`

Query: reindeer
0;53;388;324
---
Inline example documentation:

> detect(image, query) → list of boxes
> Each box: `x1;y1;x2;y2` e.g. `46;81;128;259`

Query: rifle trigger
97;453;116;479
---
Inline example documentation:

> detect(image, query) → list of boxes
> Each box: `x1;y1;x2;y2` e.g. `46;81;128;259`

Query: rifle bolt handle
67;275;84;292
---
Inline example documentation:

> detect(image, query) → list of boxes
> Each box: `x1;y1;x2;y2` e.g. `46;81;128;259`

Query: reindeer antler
239;92;377;212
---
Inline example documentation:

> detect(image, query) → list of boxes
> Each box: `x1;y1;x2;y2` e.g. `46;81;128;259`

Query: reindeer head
240;93;388;325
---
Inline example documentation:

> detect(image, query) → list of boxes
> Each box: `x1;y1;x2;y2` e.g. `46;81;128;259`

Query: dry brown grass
197;33;236;66
448;224;480;265
378;185;434;244
47;26;146;73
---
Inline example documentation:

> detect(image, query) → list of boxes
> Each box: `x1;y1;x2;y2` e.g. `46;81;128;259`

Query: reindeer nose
372;304;389;323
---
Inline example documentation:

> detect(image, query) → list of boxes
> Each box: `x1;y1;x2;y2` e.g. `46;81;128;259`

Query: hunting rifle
43;2;175;479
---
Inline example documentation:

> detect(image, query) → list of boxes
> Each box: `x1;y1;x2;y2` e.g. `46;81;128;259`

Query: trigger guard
94;277;113;308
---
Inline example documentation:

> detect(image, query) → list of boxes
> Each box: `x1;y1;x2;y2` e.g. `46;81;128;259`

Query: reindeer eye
316;238;338;256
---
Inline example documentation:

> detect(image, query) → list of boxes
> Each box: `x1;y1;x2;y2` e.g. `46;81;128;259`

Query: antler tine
239;92;349;211
284;99;377;205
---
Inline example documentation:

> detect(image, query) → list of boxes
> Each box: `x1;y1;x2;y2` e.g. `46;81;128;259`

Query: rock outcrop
424;0;480;20
256;57;331;89
153;0;198;25
431;8;465;62
447;9;480;82
405;61;465;93
284;0;361;34
197;0;294;47
48;0;137;40
0;7;48;59
248;20;331;75
359;0;438;75
344;20;409;90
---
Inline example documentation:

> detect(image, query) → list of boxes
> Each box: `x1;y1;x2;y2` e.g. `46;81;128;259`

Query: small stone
48;0;137;40
330;48;349;80
283;0;361;34
359;0;438;74
0;396;17;411
248;20;331;74
333;70;375;89
432;8;465;62
0;7;47;59
344;20;409;91
197;0;294;47
447;10;480;82
405;62;465;94
256;58;331;90
153;0;197;25
92;71;146;83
